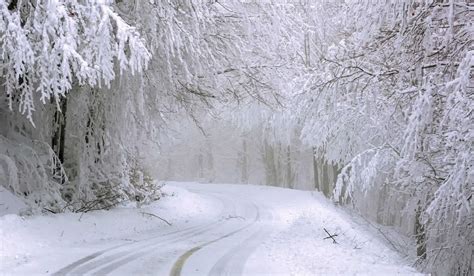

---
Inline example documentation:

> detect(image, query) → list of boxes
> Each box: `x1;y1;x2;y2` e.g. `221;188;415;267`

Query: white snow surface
0;186;29;217
0;182;419;275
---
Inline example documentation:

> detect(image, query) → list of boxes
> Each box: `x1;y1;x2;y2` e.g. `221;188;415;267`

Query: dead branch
140;211;172;226
323;228;338;244
43;207;57;214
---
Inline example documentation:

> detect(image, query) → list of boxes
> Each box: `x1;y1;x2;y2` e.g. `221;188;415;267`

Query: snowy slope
0;182;418;275
0;185;221;275
0;186;29;216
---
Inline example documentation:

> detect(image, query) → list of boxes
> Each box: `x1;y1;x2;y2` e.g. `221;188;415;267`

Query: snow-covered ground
0;182;419;275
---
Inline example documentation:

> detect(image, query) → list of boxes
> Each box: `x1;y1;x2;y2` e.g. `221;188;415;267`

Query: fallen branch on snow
140;211;172;226
323;228;338;244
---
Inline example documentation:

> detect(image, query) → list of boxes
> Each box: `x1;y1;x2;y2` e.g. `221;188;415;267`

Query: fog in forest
0;1;472;275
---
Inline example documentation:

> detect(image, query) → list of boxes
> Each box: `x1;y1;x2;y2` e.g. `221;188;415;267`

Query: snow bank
0;186;29;216
0;184;221;275
1;182;418;275
171;182;418;275
235;186;418;275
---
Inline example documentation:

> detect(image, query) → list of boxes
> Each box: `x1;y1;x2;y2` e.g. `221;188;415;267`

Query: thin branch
140;211;172;226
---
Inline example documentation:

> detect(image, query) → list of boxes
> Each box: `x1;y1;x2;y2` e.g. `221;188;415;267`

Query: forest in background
0;0;472;275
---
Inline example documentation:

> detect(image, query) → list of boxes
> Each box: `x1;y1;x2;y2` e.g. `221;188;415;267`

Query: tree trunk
206;141;214;182
312;148;320;191
263;140;277;186
51;97;67;184
240;138;248;184
286;145;293;189
415;203;426;260
198;150;204;179
322;160;331;198
276;143;283;186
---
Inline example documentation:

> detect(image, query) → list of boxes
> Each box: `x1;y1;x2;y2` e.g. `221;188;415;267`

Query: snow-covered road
1;182;418;275
53;186;271;276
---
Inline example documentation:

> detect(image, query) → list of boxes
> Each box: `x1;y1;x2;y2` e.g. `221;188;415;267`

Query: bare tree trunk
276;143;283;186
52;98;67;163
198;150;204;179
206;140;214;182
376;185;387;224
312;148;320;191
240;138;248;184
322;160;331;198
263;140;277;186
415;203;426;260
51;97;67;184
286;145;293;189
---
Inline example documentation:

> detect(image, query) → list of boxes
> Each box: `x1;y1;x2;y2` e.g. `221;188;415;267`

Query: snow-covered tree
1;1;470;274
1;0;150;123
0;0;154;211
156;1;472;274
294;1;472;274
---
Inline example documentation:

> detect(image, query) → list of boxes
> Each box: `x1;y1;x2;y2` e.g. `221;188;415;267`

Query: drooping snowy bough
1;1;471;274
0;0;152;211
153;1;473;275
296;2;473;275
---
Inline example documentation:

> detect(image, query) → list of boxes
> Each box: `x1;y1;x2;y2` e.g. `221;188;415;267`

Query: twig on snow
78;212;85;222
140;211;172;226
43;207;57;214
323;228;339;244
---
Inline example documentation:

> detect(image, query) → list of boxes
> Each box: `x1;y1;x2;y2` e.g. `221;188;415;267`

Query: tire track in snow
53;192;235;275
208;206;274;276
53;217;221;275
52;223;209;276
89;220;233;275
169;201;260;276
91;192;245;275
75;221;223;275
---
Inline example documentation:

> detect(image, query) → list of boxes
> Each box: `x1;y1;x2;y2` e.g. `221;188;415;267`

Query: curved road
52;184;275;276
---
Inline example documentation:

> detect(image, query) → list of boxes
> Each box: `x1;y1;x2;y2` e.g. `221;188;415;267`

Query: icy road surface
0;182;418;275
